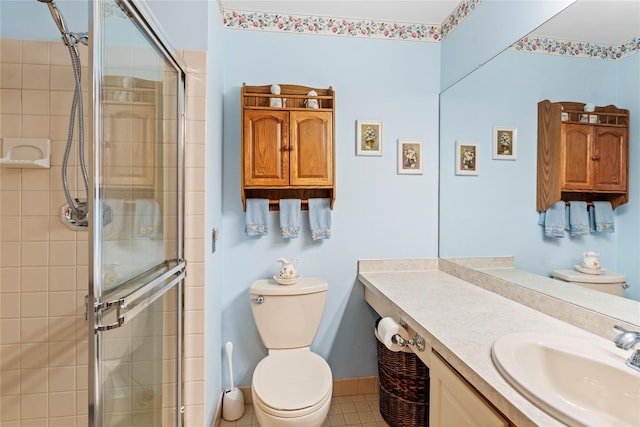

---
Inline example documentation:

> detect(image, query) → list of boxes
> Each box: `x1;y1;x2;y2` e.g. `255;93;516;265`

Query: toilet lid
253;350;332;411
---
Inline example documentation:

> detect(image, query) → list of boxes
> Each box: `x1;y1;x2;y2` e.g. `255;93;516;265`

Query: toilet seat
252;349;332;417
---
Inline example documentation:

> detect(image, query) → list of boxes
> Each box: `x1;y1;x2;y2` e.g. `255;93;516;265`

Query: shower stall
0;0;187;425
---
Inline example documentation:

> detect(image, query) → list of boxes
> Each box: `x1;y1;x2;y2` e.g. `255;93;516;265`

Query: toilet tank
250;278;328;350
551;269;627;297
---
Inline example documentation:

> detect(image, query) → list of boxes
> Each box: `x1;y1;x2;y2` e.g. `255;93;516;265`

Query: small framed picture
492;126;517;160
397;139;423;174
455;141;479;175
356;120;382;156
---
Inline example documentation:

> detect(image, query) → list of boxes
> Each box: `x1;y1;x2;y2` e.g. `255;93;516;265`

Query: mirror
439;1;640;326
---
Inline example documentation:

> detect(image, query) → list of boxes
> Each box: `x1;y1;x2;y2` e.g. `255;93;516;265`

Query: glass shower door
89;1;186;426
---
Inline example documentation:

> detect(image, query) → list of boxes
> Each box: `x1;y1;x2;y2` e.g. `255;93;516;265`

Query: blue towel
590;201;614;233
308;198;331;240
279;199;301;238
568;201;589;236
541;201;566;238
135;199;161;239
245;198;269;236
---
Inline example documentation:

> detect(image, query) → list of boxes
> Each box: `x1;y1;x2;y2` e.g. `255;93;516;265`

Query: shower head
37;0;72;46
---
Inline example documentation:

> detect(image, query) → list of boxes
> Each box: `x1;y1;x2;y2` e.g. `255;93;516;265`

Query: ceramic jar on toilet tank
249;277;332;427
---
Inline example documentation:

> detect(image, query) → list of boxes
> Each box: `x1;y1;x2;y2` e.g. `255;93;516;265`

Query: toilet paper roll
376;317;411;352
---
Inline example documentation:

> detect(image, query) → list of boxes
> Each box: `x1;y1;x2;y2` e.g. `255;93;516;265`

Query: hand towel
568;201;589;236
103;199;124;240
590;201;614;233
245;198;269;236
279;199;301;238
542;201;566;238
308;198;331;240
135;199;162;238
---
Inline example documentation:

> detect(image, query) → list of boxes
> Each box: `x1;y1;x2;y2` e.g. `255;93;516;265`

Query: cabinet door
592;127;627;192
561;124;592;190
430;353;509;427
243;110;289;186
104;103;157;188
289;111;333;186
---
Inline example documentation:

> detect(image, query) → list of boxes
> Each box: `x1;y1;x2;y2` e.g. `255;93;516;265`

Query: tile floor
220;393;389;427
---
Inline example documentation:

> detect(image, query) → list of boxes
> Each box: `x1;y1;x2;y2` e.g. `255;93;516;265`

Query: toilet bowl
551;269;627;297
252;348;332;427
249;278;333;427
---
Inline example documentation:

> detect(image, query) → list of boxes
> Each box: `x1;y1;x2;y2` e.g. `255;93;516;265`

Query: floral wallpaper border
221;0;637;61
222;0;480;42
509;36;639;61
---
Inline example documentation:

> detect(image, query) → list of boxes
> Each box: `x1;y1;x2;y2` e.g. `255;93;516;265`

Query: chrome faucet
613;325;640;372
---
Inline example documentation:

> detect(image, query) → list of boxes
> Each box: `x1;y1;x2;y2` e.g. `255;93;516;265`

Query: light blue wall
220;30;441;385
146;0;208;51
440;50;638;298
440;0;573;90
0;0;88;40
204;9;225;427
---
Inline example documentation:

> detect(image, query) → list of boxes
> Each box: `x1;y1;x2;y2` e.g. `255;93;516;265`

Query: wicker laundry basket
376;331;429;427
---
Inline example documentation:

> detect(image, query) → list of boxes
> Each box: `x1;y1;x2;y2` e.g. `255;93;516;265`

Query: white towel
135;199;161;238
279;199;301;238
245;198;269;236
308;198;331;240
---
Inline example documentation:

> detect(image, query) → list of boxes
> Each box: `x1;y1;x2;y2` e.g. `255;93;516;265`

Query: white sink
492;332;640;426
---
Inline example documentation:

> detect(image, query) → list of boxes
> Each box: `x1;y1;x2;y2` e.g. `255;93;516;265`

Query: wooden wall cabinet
537;100;629;211
241;84;335;211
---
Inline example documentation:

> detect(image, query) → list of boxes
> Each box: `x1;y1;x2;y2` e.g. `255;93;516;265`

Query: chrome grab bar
95;260;186;331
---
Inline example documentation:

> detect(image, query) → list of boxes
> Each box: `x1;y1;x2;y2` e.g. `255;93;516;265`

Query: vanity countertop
357;261;627;426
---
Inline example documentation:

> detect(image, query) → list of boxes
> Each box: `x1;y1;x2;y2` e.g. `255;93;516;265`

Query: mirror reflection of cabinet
103;76;162;189
536;100;629;211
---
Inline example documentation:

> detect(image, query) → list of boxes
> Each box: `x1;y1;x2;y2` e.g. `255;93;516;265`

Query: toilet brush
222;341;245;421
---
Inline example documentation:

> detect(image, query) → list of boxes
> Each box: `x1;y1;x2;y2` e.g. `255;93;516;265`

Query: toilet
249;277;333;427
551;269;627;297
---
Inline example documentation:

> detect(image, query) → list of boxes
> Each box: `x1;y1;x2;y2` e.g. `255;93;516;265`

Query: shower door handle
94;260;186;332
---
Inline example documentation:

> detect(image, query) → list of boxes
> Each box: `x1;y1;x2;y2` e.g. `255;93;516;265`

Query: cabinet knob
592;155;601;161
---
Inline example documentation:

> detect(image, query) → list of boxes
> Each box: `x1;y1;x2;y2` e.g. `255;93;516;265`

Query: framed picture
455;141;479;175
492;126;517;160
397;139;423;174
356;120;382;156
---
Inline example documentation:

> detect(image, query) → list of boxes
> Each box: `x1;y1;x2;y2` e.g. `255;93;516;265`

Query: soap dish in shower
0;138;51;168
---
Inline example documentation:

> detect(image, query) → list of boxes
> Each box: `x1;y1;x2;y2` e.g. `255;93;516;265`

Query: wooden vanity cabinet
537;100;629;211
241;84;335;211
430;352;509;427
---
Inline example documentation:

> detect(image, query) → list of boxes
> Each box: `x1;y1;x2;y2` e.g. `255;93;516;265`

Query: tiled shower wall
0;39;207;426
0;38;91;426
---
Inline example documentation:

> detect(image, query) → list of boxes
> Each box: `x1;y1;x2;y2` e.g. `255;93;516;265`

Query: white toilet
551;269;627;297
249;277;333;427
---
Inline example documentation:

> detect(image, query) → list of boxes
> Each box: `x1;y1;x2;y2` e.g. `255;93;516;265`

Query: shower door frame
88;1;187;426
